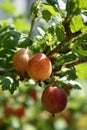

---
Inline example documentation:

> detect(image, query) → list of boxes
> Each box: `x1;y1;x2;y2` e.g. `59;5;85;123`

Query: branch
64;56;87;68
28;15;37;37
47;30;81;58
58;48;71;54
62;18;72;37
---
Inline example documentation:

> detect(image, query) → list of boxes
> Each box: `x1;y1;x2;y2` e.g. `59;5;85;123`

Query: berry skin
41;85;67;117
13;48;30;72
4;105;13;117
0;118;4;125
13;105;25;118
27;52;52;81
29;89;38;101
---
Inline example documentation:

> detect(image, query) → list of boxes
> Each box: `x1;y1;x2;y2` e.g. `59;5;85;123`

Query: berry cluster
13;48;68;116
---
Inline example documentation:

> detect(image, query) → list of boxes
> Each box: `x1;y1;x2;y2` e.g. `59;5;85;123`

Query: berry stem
52;113;55;118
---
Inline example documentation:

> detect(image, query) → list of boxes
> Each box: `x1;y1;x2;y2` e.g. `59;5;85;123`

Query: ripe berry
13;105;25;118
27;52;52;81
4;105;13;117
29;89;38;101
41;85;67;117
13;48;30;72
0;118;4;125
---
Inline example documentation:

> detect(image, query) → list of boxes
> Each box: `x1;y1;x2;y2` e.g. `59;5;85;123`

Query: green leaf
74;45;87;56
63;53;77;63
55;24;65;41
1;74;19;94
1;76;13;90
66;0;81;16
42;3;59;15
77;0;87;9
46;0;58;5
9;79;19;94
80;40;87;50
0;0;16;13
30;1;40;16
73;34;87;56
13;19;30;31
66;0;87;16
70;15;84;33
42;10;51;22
76;63;87;78
48;25;54;34
67;80;81;89
37;27;45;36
62;67;77;80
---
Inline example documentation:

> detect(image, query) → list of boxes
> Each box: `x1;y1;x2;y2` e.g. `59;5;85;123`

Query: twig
47;30;81;58
62;18;72;37
58;48;71;54
64;56;87;68
28;15;37;37
47;16;82;58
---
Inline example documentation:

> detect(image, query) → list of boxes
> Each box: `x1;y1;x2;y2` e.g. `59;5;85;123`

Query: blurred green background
0;78;87;130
